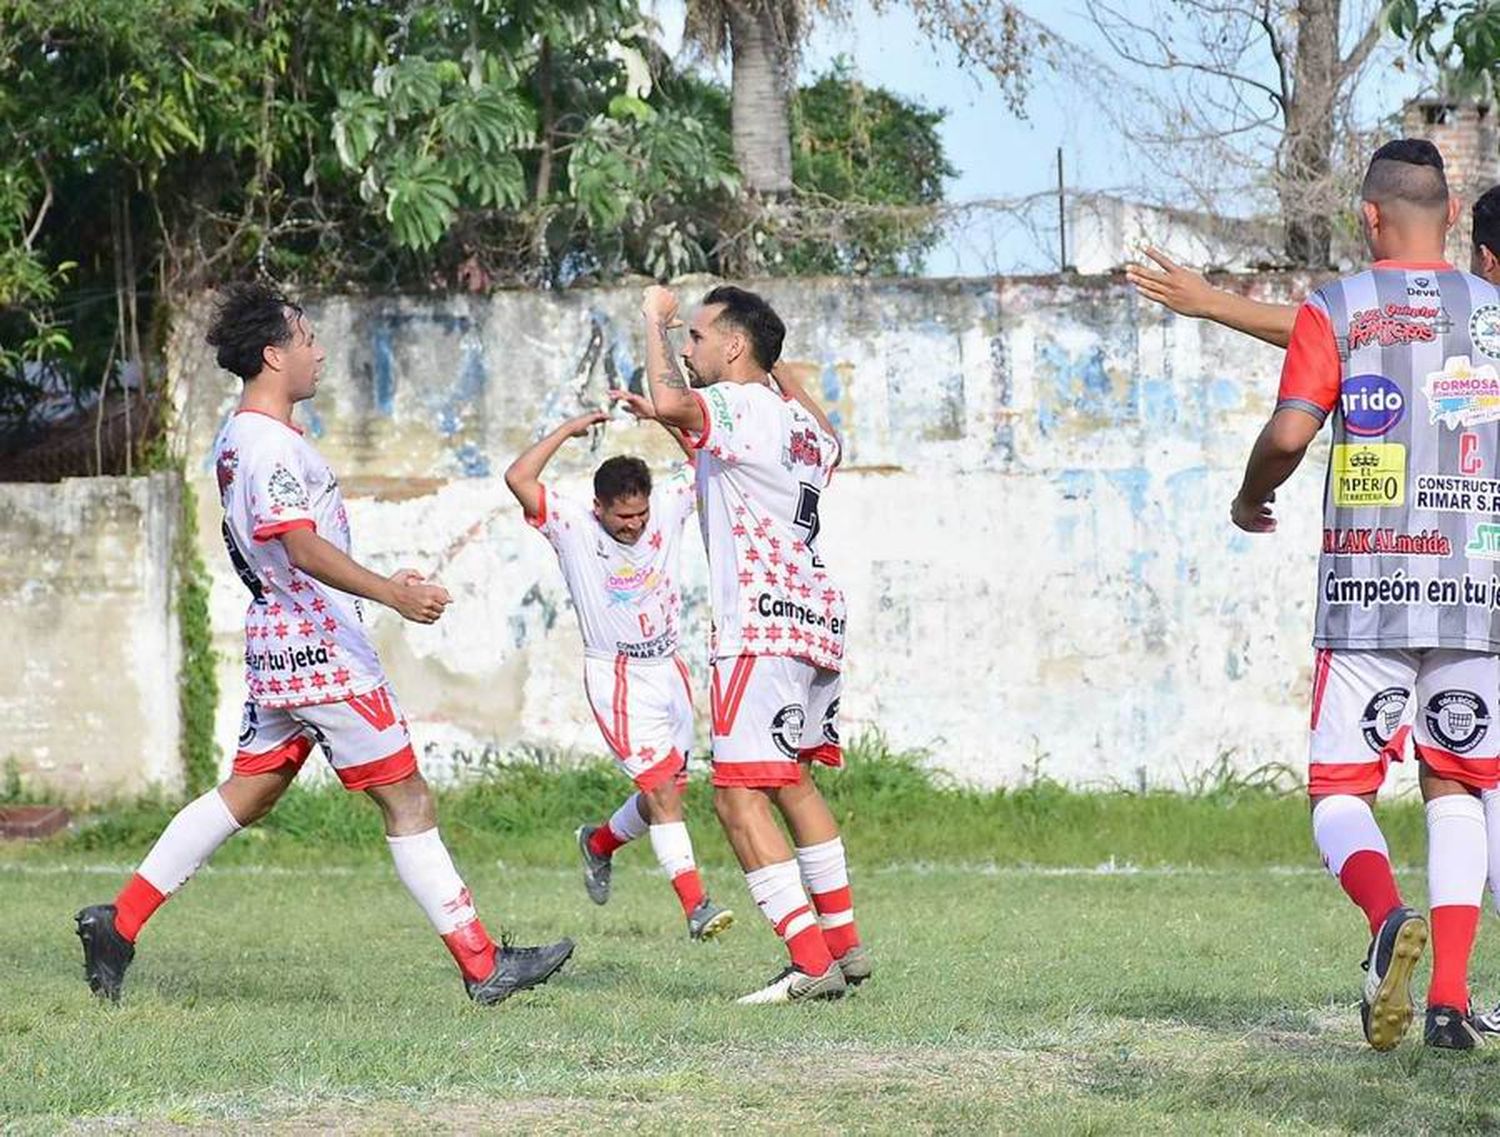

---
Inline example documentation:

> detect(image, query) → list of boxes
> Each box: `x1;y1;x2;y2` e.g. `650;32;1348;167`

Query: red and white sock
744;859;833;976
113;787;243;942
795;836;861;959
386;827;496;983
1312;794;1402;935
648;822;704;915
1427;794;1486;1012
588;793;649;858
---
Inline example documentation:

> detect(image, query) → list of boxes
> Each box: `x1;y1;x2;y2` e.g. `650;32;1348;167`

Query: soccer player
503;410;734;942
74;283;574;1005
613;283;868;1005
1230;141;1500;1050
1132;183;1500;1038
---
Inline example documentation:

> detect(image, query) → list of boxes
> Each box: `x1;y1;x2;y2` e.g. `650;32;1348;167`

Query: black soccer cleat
574;826;612;906
465;938;575;1006
75;904;135;1003
1359;905;1426;1051
1472;1000;1500;1036
1425;1005;1486;1051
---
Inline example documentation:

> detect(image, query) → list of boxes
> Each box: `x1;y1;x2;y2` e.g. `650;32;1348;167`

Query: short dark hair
1475;186;1500;260
594;456;652;504
205;282;303;380
1362;139;1450;209
702;285;785;370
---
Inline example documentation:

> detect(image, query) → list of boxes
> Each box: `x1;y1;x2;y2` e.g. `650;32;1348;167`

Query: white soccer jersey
689;379;846;671
213;410;385;708
529;466;696;660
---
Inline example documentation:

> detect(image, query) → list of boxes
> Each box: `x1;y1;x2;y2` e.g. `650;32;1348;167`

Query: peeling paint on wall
167;273;1331;789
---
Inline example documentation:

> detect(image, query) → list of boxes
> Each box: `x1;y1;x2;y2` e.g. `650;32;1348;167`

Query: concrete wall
0;474;183;799
171;273;1327;789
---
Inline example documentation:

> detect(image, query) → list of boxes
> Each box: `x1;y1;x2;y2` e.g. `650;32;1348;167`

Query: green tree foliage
0;1;952;419
1389;1;1500;89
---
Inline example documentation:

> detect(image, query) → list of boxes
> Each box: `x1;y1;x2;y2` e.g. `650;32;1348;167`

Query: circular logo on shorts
1360;687;1409;752
1340;375;1405;437
1425;689;1491;753
771;705;806;758
822;697;841;746
238;703;259;747
1472;304;1500;359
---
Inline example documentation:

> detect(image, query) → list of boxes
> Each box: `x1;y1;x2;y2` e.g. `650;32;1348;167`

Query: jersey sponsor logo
1470;303;1500;359
1322;528;1452;557
1407;276;1441;301
1462;432;1485;474
1360;686;1409;752
1467;523;1500;560
1332;444;1405;508
604;562;662;605
770;704;806;758
1413;474;1500;513
704;386;736;434
1425;689;1491;753
1340;375;1405;437
1348;304;1441;351
783;429;825;469
1422;355;1500;428
266;463;311;513
755;592;846;635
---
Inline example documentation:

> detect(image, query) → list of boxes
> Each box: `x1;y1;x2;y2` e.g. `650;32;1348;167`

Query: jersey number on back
795;483;825;568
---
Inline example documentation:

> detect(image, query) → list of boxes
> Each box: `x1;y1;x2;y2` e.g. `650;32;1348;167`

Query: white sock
744;859;816;937
136;787;242;895
796;836;849;893
1482;789;1500;915
607;793;650;845
1428;795;1488;909
648;821;697;880
1311;794;1389;877
386;827;477;934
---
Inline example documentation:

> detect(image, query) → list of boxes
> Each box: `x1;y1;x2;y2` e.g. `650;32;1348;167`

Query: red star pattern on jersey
298;620;315;637
310;671;327;690
287;675;304;694
311;597;326;613
322;616;338;634
333;667;351;685
649;531;663;550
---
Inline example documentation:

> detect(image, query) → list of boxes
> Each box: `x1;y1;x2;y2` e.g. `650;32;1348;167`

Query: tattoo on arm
653;321;688;390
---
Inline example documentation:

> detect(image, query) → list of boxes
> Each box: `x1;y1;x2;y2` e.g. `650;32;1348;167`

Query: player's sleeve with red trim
532;486;579;544
689;382;775;464
1276;297;1341;423
245;441;317;542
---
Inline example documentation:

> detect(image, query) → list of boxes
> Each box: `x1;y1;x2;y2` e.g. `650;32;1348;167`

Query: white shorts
1309;648;1500;795
233;684;417;790
709;654;842;788
582;654;695;791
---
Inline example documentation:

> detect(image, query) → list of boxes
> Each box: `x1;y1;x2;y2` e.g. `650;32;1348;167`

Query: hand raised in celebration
610;388;658;421
641;284;681;328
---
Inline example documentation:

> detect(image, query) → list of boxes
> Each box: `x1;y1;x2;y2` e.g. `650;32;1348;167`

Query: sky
646;2;1433;275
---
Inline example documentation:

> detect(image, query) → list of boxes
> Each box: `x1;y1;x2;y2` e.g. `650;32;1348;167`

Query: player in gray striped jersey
1229;141;1499;1051
1132;183;1500;1041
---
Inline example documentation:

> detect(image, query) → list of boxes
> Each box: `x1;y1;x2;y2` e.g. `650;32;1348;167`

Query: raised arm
1126;247;1297;349
771;363;841;460
503;410;608;517
279;528;450;624
641;285;705;435
608;387;695;460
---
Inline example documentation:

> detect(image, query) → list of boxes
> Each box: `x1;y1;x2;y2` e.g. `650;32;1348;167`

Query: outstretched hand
610;388;658;421
561;410;609;437
1125;247;1216;318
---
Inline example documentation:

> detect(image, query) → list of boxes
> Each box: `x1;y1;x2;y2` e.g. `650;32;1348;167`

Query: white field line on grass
0;860;1351;880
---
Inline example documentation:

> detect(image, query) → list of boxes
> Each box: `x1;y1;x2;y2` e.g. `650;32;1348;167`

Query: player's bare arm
1230;408;1322;533
641;285;705;435
1127;247;1297;349
771;363;842;459
608;387;695;460
279;526;451;624
503;411;610;516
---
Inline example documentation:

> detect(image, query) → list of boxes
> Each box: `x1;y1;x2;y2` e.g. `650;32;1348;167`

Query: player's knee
643;781;684;822
220;774;288;826
368;772;437;834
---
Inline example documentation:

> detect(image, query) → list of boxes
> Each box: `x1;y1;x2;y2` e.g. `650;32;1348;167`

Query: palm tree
683;1;832;196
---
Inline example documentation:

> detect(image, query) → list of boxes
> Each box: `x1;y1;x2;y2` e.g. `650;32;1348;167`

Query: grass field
6;750;1500;1133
